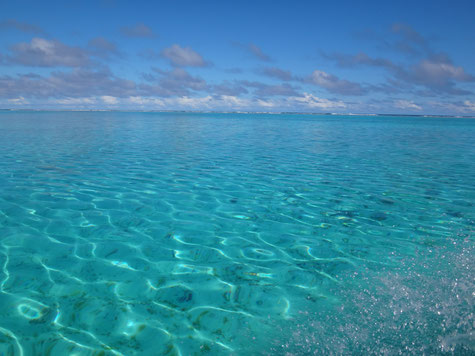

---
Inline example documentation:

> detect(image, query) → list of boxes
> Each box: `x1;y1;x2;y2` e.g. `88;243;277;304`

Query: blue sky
1;0;475;114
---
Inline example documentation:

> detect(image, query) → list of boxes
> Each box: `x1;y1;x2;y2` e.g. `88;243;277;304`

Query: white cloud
127;96;164;106
173;95;212;108
101;95;119;105
256;99;276;108
0;69;136;99
135;93;346;111
53;97;96;105
426;100;475;114
220;95;250;107
291;92;346;109
394;100;422;110
160;44;207;67
414;60;473;84
7;38;89;67
8;92;350;113
463;100;475;111
126;95;249;110
7;96;29;105
308;70;364;95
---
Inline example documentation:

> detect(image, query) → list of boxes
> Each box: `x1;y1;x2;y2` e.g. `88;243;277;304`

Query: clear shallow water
0;111;473;355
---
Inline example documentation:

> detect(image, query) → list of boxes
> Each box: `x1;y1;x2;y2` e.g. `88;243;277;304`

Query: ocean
0;111;473;355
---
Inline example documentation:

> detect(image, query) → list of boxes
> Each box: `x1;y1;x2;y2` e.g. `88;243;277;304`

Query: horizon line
1;108;474;119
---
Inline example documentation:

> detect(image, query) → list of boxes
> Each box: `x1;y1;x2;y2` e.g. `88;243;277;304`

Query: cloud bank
0;20;474;114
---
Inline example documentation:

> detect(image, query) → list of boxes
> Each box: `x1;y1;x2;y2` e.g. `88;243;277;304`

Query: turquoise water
0;111;473;355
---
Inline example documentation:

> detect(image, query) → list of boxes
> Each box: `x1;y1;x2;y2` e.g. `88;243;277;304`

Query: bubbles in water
270;239;474;355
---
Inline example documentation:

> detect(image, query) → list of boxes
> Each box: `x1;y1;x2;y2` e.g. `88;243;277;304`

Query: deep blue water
0;111;473;355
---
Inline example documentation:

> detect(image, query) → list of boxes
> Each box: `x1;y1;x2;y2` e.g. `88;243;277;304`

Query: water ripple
0;112;474;354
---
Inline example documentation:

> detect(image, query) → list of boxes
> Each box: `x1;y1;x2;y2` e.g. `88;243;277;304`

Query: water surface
0;112;473;355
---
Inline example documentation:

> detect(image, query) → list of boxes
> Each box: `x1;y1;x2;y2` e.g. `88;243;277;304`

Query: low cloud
260;67;293;81
120;23;156;38
7;96;29;105
101;95;119;105
394;99;422;111
50;69;136;97
254;83;300;97
4;38;89;67
212;81;248;96
307;70;365;96
126;95;252;110
324;52;474;96
1;36;123;68
0;69;136;99
463;100;475;111
53;97;96;106
324;24;474;96
291;92;346;109
428;100;475;114
238;80;300;97
140;68;207;97
44;93;346;112
397;55;474;95
322;52;395;70
160;44;208;67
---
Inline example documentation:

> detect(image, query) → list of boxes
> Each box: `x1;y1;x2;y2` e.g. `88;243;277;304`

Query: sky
1;0;475;114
